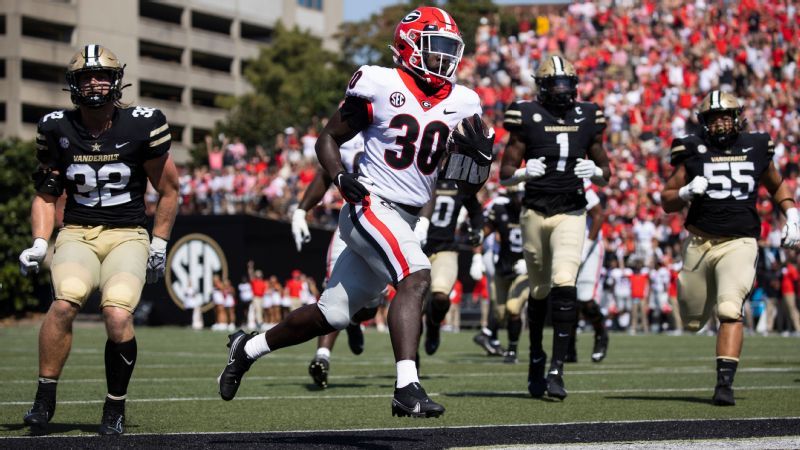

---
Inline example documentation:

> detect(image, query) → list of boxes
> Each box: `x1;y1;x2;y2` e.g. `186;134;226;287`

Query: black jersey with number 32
503;100;606;215
35;106;171;227
670;132;774;238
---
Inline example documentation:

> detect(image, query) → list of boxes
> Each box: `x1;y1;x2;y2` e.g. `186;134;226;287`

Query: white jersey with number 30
345;65;482;207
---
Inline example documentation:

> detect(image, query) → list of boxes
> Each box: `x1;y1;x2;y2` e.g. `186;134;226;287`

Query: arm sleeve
146;109;171;160
340;96;371;132
669;136;690;167
593;104;607;135
464;194;484;230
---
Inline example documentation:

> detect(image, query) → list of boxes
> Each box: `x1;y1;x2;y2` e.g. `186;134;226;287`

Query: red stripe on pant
361;205;410;279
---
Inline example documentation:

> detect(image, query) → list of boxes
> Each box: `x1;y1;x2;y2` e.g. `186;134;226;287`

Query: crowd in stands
147;0;800;335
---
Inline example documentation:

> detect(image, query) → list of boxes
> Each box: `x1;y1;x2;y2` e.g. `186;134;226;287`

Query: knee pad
317;289;351;330
717;296;743;322
550;286;578;324
102;273;144;313
506;295;526;316
58;276;90;303
530;284;551;300
494;303;507;323
552;269;577;287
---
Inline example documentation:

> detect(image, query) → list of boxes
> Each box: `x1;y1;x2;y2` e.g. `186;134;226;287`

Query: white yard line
1;384;798;406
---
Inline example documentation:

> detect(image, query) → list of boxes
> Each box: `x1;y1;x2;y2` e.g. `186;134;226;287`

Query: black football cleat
218;330;256;401
308;357;330;389
98;402;125;435
712;384;735;406
527;352;547;398
546;369;567;400
591;333;609;363
503;350;518;364
391;382;445;418
23;391;56;434
473;333;505;356
424;321;441;356
346;323;364;355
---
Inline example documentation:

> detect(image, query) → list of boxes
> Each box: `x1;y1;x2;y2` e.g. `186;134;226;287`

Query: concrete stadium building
0;0;343;162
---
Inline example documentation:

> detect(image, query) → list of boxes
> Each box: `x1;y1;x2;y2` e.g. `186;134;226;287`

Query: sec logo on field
165;233;228;312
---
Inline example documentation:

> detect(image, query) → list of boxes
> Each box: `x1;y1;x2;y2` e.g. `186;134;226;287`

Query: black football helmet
535;55;578;110
697;90;743;148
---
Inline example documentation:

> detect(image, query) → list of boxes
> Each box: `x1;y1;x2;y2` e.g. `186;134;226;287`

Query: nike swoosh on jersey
742;147;753;152
574;118;586;123
116;142;130;149
443;109;457;115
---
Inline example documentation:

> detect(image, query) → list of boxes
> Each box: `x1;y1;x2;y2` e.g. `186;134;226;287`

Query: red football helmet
390;6;464;88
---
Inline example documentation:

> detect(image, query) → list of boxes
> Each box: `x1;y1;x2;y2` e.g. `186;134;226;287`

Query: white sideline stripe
1;385;798;406
3;363;800;384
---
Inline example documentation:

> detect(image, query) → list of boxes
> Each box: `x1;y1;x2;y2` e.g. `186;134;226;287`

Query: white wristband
32;238;48;252
500;168;528;186
678;185;693;202
151;236;168;252
786;207;799;223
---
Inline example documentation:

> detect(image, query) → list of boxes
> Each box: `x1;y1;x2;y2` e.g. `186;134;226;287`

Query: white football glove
19;238;48;276
574;158;602;179
525;157;547;179
678;176;709;202
146;236;168;284
469;253;485;281
415;217;430;248
291;208;311;252
513;258;527;276
781;207;800;249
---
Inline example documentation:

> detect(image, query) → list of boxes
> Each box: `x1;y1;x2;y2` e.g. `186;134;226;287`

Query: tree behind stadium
210;23;351;159
0;139;49;316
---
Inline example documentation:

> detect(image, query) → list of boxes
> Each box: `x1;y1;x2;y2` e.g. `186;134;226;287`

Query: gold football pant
492;273;529;322
520;208;586;300
429;251;459;295
678;234;757;331
51;225;149;313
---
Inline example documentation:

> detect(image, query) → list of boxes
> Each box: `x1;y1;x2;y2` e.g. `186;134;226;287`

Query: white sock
315;347;331;360
244;333;271;360
395;360;419;388
482;327;492;336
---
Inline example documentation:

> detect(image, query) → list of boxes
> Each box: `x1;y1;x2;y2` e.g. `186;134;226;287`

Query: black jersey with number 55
503;100;606;215
670;132;774;238
35;106;171;227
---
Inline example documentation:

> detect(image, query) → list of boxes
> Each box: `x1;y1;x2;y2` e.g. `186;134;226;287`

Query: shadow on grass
443;391;531;399
303;382;371;391
604;395;726;405
0;421;127;436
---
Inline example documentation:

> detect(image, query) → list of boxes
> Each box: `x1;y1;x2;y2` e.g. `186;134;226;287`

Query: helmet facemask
399;28;463;87
65;45;126;108
699;109;741;147
537;75;578;110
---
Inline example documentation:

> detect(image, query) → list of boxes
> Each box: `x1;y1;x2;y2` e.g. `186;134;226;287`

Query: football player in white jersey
290;132;385;389
569;182;609;363
218;6;492;418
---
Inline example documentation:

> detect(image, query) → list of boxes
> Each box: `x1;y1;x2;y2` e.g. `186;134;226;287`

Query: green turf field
0;323;798;436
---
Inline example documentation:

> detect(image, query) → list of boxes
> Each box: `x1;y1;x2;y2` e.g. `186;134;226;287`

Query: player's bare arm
586;135;610;186
499;132;526;185
662;164;690;213
299;169;334;211
761;161;795;213
144;153;179;240
315;109;359;181
30;191;59;242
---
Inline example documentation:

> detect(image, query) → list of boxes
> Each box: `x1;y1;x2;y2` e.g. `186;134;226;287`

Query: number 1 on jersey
556;132;569;172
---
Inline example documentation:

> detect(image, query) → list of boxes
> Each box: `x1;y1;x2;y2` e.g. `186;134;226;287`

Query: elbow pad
32;168;64;197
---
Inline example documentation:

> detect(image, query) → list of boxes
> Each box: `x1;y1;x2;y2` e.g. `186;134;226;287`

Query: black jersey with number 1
35;106;171;227
503;100;605;215
670;132;774;238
